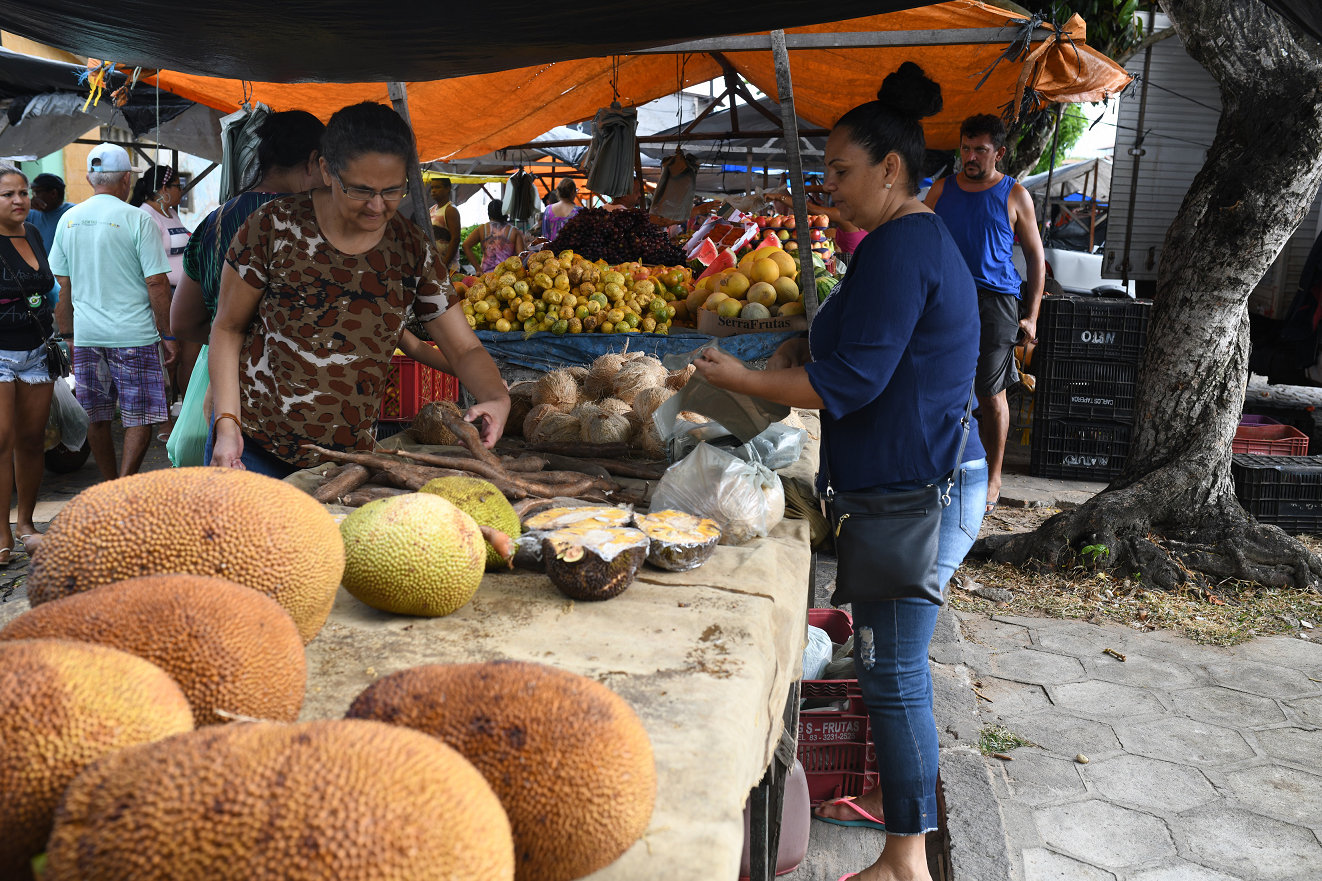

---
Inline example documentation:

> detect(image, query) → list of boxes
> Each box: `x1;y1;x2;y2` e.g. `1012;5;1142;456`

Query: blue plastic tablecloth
474;330;798;372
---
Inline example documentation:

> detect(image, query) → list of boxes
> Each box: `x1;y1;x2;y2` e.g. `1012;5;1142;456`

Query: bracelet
161;335;176;341
216;412;242;430
59;333;73;340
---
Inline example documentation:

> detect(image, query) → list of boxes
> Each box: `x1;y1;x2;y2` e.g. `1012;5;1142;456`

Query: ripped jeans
851;458;988;835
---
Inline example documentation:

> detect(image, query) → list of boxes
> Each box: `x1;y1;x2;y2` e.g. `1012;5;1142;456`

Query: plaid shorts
74;344;169;427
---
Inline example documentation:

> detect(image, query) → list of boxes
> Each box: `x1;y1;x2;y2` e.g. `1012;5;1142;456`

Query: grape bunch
548;208;687;264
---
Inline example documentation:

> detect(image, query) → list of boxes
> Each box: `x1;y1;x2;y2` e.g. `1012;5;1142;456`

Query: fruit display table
299;518;812;881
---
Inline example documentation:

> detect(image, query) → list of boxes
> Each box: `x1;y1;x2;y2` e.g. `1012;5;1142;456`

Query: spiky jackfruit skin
0;575;306;726
339;493;486;616
26;468;344;643
421;475;522;569
0;639;193;877
44;719;515;881
347;660;656;881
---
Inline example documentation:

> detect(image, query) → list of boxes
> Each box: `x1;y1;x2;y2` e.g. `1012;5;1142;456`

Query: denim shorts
0;344;54;384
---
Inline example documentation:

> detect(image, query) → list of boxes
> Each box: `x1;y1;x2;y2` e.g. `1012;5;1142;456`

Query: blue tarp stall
474;330;798;372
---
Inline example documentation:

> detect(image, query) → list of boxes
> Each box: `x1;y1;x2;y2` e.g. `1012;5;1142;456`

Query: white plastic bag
732;423;809;470
44;376;88;452
802;625;833;681
651;443;785;545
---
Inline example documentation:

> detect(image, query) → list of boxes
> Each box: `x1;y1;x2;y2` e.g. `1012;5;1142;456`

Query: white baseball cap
87;143;132;173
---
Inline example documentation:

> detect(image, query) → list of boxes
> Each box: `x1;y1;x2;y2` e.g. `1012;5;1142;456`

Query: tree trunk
1001;109;1055;179
975;0;1322;591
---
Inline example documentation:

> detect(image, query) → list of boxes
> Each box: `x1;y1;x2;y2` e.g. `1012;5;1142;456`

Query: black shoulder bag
823;384;976;606
0;237;70;379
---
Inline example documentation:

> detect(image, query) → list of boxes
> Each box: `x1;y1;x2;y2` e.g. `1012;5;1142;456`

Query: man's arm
442;204;461;268
1009;182;1045;342
171;273;211;345
145;272;179;367
54;276;72;336
922;177;946;210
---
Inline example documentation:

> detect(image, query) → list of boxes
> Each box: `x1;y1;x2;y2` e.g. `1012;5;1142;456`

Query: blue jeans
202;413;300;480
851;458;988;835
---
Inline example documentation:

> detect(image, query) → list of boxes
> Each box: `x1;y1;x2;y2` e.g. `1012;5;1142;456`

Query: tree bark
975;0;1322;591
1001;109;1055;179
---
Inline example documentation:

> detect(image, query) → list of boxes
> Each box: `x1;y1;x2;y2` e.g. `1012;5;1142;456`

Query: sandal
985;496;1000;513
0;546;12;567
837;875;859;881
813;796;885;830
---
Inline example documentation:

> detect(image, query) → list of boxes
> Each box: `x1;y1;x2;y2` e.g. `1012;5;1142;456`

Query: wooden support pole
1089;161;1099;251
747;147;754;195
770;29;819;320
386;81;436;247
1039;102;1063;239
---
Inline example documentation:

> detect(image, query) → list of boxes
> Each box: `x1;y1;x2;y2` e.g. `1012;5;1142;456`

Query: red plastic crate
800;609;878;805
803;770;880;806
1232;423;1309;456
379;346;460;422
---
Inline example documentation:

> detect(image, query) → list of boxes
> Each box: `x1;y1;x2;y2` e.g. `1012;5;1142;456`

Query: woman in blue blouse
695;63;986;881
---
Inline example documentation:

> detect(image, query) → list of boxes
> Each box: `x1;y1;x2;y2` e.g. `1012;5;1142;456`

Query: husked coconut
581;408;632;445
665;364;696;391
506;383;536;437
583;354;626;400
612;358;667;405
531;411;581;444
409;401;460;445
632;423;667;458
532;369;578;413
632;387;674;425
565;365;589;383
523;403;559;440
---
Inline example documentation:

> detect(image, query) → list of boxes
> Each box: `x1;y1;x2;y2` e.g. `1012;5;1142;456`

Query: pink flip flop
814;796;885;830
837;875;859;881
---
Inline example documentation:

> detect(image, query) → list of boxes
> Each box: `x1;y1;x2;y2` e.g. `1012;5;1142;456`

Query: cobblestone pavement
961;612;1322;881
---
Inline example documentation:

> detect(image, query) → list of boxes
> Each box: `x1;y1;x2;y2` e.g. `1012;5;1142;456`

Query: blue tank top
933;174;1022;298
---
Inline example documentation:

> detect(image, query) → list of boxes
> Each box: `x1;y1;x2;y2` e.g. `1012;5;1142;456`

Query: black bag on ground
824;387;974;606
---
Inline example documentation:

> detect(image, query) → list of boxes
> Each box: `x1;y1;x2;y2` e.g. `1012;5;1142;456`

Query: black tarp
0;0;926;83
1260;0;1322;44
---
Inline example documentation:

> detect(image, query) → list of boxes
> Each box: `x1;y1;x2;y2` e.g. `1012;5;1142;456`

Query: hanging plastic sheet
651;150;699;223
501;169;540;223
583;102;638;198
218;101;270;202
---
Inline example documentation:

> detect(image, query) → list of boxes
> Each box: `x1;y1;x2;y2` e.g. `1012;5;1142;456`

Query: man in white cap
48;143;175;479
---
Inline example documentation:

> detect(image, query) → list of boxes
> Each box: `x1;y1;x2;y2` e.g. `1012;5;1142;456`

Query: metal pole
746;147;754;195
1088;163;1098;251
386;81;436;247
1040;103;1063;239
770;29;819;320
1120;6;1156;287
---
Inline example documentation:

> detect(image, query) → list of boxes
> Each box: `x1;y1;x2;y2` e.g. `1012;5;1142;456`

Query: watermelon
696;248;737;281
758;233;782;251
694;237;720;266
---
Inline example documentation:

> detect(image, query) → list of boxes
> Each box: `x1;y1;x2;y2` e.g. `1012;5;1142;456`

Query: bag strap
0;231;50;339
941;382;977;506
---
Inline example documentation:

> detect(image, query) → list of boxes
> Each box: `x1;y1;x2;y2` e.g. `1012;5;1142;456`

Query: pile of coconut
505;353;697;457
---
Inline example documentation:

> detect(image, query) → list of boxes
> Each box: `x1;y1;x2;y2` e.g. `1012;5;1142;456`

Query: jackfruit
421;476;522;570
0;575;306;726
541;526;649;601
26;468;343;643
0;639;193;877
340;493;485;616
347;661;655;881
44;719;514;881
636;510;722;572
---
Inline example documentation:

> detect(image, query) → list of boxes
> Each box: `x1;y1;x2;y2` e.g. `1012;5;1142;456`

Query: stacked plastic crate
1030;296;1153;481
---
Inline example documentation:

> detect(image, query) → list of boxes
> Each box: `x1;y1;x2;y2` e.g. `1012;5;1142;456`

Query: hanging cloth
218;100;271;202
502;169;539;223
651;150;699;223
582;101;638;198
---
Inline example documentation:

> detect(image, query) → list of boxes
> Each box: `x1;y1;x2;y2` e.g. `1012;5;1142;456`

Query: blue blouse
805;212;984;492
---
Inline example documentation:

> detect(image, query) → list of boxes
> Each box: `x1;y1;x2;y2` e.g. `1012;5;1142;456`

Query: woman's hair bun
876;61;943;120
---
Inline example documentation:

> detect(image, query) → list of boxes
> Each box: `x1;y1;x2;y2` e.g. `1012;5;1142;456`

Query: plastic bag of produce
652;442;785;545
656;343;789;443
802;625;834;681
44;375;88;452
731;423;809;470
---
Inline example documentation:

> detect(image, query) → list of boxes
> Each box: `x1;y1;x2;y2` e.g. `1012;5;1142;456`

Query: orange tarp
148;2;1129;162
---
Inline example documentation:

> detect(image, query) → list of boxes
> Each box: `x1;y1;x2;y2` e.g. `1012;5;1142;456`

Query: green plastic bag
167;345;210;467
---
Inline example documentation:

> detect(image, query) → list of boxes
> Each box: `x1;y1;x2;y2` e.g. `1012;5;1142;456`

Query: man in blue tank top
925;114;1044;511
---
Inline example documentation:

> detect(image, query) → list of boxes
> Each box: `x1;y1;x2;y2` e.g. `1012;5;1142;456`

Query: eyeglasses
334;173;408;203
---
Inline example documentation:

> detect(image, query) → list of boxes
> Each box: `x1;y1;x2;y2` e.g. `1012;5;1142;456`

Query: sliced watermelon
694;238;720;267
758;233;783;251
696;248;737;281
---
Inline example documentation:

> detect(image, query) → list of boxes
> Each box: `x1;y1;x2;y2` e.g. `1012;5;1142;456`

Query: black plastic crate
1036;296;1152;363
1034;359;1138;422
1030;418;1131;480
1231;454;1322;532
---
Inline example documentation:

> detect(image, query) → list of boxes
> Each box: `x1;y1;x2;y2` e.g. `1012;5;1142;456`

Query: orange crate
379;346;460;421
1232;424;1309;456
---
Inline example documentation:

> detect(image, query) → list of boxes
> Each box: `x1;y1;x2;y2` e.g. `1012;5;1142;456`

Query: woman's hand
210;418;245;469
692;347;750;393
768;338;811;370
465;396;511;448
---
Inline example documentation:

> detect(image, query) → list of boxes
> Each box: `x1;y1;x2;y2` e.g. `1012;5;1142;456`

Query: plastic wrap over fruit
651;443;785;545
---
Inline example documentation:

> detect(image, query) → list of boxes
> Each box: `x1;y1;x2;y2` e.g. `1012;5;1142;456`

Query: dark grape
547;208;687;264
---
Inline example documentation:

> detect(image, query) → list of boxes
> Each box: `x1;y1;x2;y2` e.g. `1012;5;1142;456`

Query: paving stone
1286;695;1322;726
1228;637;1322;679
1116;717;1256;766
1179;803;1322;880
1225;764;1322;827
1254;726;1322;768
1031;623;1140;658
1021;847;1116;881
1206;660;1320;700
990;649;1087;686
1126;862;1244;881
1050;679;1166;719
1083;754;1218;813
1170;686;1286;728
999;798;1042;850
977;676;1054;718
1090;653;1205;691
1035;800;1174;869
1001;750;1086;806
1002;711;1122;757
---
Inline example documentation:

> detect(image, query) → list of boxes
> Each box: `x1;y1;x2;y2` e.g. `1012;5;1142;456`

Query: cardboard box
696;307;808;338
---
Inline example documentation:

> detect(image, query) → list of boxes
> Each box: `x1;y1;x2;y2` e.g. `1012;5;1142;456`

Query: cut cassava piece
0;575;306;726
635;510;722;572
0;639;194;878
434;403;506;471
313;463;370;503
43;719;515;881
541;526;650;601
346;661;655;881
340;493;486;616
26;468;344;643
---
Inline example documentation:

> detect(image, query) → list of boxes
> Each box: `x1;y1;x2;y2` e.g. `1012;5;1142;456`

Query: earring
884;183;893;190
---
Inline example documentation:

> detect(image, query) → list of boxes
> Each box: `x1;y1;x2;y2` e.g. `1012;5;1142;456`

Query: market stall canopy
133;3;1131;162
1022;156;1112;203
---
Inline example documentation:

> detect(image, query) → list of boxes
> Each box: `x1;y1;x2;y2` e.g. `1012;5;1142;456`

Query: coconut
409;401;460;445
679;410;710;425
523;403;560;440
532;369;578;413
632;387;674;425
583;354;627;400
599;398;632;417
633;423;667;458
531;411;582;444
665;364;696;392
580;407;633;445
505;382;536;437
565;365;589;384
612;358;667;405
